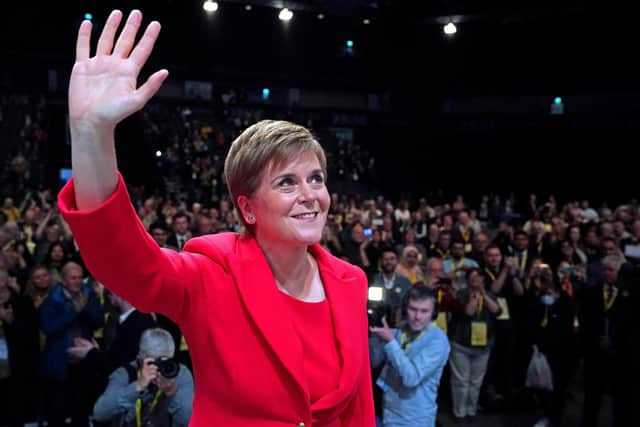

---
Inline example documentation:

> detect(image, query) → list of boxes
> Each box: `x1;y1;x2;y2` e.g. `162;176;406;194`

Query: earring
247;215;255;223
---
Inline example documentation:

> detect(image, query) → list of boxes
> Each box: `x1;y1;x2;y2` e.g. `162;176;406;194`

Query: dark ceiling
1;0;636;93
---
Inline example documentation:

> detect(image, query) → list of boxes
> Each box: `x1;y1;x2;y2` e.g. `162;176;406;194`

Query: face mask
540;294;555;306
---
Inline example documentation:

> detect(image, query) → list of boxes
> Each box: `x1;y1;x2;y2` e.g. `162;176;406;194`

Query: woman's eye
279;177;294;187
310;174;324;184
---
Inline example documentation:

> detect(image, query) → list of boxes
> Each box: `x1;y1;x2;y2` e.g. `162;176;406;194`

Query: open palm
69;10;168;128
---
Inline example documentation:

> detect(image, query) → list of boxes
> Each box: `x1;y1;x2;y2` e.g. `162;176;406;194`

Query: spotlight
363;18;370;25
155;151;162;158
279;8;293;21
262;88;270;100
444;22;457;35
346;40;354;48
203;1;219;13
317;13;325;20
84;13;93;21
245;5;252;11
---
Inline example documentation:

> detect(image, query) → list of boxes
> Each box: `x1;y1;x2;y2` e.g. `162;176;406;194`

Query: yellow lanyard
452;259;464;272
603;286;618;312
518;252;528;272
136;388;163;427
537;241;543;254
476;295;484;318
135;369;163;427
400;324;432;351
484;267;496;282
541;306;549;328
437;289;443;304
460;227;470;243
436;248;448;258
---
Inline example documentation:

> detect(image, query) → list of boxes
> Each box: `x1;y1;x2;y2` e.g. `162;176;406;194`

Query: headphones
400;285;439;322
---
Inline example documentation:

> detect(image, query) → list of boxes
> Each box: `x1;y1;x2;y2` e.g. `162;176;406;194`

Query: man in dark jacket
40;261;104;427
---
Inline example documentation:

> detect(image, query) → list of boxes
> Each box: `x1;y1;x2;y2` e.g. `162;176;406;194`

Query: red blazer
58;175;375;427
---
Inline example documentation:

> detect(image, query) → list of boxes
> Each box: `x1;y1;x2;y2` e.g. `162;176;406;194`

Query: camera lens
155;356;180;379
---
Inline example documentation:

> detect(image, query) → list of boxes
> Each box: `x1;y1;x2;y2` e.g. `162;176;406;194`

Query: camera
435;277;452;286
367;286;392;327
148;356;180;379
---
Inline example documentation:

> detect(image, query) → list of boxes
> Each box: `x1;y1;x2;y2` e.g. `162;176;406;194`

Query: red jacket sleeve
58;173;203;323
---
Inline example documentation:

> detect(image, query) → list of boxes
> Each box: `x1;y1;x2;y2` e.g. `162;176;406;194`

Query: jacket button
297;423;305;427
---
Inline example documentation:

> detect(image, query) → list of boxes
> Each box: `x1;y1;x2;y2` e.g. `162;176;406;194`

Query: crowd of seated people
0;92;636;426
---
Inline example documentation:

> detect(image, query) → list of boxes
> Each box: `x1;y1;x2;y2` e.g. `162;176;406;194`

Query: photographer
369;286;450;427
369;249;412;326
93;328;193;427
424;258;460;333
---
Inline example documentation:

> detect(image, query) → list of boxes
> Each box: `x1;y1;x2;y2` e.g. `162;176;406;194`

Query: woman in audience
448;268;501;422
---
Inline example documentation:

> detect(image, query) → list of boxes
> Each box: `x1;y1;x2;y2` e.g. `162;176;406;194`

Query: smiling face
240;151;330;249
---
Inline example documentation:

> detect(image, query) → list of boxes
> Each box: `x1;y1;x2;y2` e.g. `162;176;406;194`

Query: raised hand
69;10;168;132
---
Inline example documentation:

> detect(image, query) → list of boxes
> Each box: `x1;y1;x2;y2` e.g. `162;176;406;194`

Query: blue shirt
370;322;450;427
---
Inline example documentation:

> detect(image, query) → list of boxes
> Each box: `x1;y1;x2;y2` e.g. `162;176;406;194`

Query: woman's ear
236;195;255;224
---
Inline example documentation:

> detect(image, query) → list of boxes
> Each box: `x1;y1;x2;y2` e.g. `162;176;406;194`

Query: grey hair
601;255;623;272
138;328;175;358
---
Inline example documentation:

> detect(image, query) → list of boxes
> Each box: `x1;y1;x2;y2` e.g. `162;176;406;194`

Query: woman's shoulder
183;232;244;260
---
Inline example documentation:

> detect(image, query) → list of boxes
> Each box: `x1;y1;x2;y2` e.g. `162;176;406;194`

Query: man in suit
166;212;191;251
579;255;632;427
369;249;412;326
68;291;156;381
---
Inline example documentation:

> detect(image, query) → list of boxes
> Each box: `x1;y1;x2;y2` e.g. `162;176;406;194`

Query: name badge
471;321;488;346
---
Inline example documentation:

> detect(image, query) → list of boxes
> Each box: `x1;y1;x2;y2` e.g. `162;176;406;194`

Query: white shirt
119;308;136;324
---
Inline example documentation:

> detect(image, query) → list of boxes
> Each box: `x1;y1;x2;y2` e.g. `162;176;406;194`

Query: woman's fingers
96;10;123;56
113;9;143;58
135;69;169;107
129;21;162;69
75;20;92;63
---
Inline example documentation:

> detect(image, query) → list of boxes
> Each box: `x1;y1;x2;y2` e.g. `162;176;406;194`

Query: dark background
1;0;637;205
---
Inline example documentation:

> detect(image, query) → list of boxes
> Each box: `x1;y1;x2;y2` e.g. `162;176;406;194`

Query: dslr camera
144;356;180;379
367;286;393;328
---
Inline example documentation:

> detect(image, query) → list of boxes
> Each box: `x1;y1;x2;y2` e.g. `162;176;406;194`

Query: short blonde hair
224;120;327;233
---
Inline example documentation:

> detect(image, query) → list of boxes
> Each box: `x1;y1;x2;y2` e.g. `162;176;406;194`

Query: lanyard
436;248;449;258
437;289;443;304
540;306;549;328
518;251;528;273
400;323;434;351
484;267;496;281
603;286;618;312
460;227;470;243
476;294;484;318
452;259;465;272
135;369;164;427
